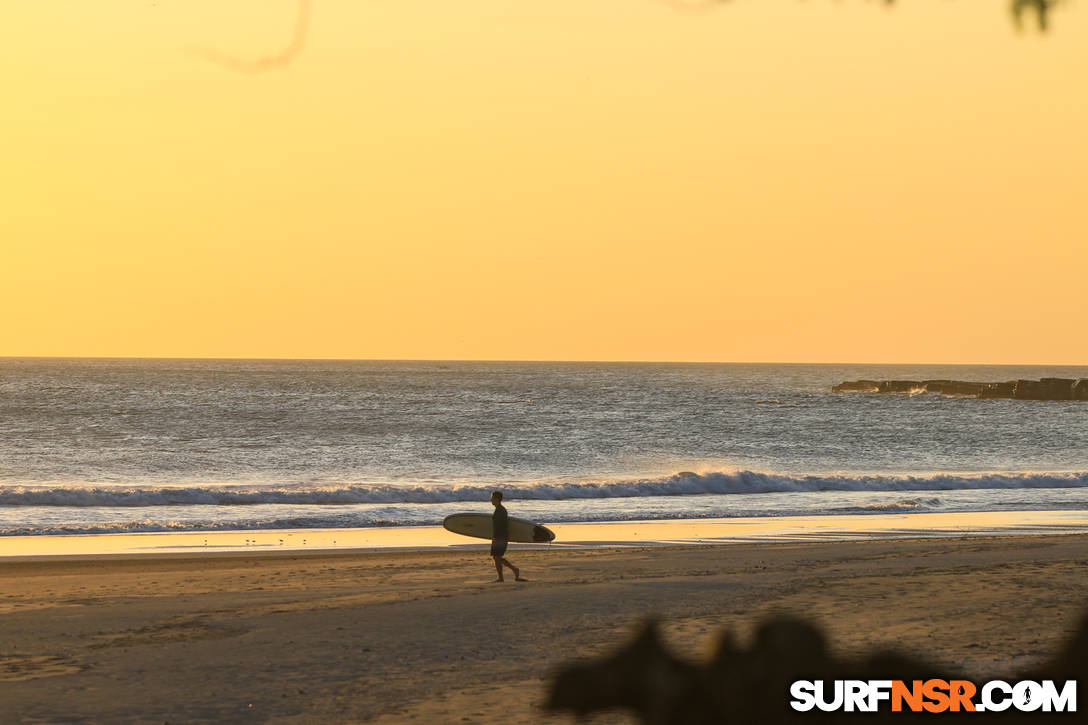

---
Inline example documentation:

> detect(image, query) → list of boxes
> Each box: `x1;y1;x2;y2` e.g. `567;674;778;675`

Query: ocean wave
2;471;1088;507
830;497;943;513
0;515;405;537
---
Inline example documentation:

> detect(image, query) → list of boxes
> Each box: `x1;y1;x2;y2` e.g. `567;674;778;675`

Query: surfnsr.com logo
790;679;1076;713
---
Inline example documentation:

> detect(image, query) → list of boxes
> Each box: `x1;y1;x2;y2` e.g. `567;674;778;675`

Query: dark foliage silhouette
547;612;1086;723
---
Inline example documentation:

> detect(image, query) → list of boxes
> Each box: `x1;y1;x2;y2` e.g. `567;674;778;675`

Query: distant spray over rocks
832;378;1088;401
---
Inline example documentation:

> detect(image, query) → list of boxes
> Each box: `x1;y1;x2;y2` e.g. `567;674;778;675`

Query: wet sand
4;509;1088;557
2;534;1087;723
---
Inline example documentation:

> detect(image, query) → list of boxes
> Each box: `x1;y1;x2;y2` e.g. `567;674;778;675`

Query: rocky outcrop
833;378;1086;401
944;381;986;396
878;380;921;393
831;380;879;393
1042;378;1075;400
979;381;1017;399
1014;378;1074;400
1013;379;1046;400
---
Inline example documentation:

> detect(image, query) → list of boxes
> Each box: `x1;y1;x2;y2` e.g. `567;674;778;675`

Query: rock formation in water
832;378;1087;401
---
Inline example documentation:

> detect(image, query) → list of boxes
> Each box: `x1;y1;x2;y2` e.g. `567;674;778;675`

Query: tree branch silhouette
660;0;1063;30
188;0;1064;74
190;0;310;73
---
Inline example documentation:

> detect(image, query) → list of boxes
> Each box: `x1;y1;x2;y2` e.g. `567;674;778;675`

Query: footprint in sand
0;655;84;682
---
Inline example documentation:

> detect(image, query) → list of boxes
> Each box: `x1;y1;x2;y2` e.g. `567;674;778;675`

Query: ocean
1;358;1087;537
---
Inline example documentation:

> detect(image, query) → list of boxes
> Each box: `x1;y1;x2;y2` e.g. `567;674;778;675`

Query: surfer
491;491;526;582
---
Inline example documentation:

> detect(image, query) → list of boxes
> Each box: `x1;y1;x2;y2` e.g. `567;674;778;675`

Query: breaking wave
830;497;943;513
2;471;1087;507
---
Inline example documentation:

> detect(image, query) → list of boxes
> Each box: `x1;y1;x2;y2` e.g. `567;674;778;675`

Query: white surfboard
443;513;556;543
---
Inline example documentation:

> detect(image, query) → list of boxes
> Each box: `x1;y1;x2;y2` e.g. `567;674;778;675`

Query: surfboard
442;513;556;543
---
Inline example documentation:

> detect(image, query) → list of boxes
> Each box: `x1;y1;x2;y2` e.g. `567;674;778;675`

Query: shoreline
2;508;1087;558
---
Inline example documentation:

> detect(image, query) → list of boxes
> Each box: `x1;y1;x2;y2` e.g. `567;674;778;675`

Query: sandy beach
2;533;1087;723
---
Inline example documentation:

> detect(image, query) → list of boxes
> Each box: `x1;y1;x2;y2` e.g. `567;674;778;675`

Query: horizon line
1;355;1086;367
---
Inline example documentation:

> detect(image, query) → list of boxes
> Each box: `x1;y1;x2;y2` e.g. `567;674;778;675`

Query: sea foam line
1;471;1087;507
0;501;945;536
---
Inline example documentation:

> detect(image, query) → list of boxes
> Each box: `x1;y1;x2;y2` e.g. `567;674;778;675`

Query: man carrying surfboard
491;491;526;583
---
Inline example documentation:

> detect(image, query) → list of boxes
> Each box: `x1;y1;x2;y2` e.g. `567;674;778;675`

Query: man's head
490;490;503;506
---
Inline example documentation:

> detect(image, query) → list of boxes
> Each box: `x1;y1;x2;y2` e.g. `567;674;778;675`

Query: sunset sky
3;1;1086;363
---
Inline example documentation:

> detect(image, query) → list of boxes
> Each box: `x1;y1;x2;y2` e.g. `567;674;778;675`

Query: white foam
2;471;1087;507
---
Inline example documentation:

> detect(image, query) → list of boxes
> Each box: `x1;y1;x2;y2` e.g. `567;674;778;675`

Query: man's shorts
490;539;508;557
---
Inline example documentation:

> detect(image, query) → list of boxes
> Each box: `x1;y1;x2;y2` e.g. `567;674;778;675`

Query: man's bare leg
501;558;526;581
493;556;504;582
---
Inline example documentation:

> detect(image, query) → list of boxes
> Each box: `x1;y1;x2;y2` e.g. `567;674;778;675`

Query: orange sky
2;1;1086;363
